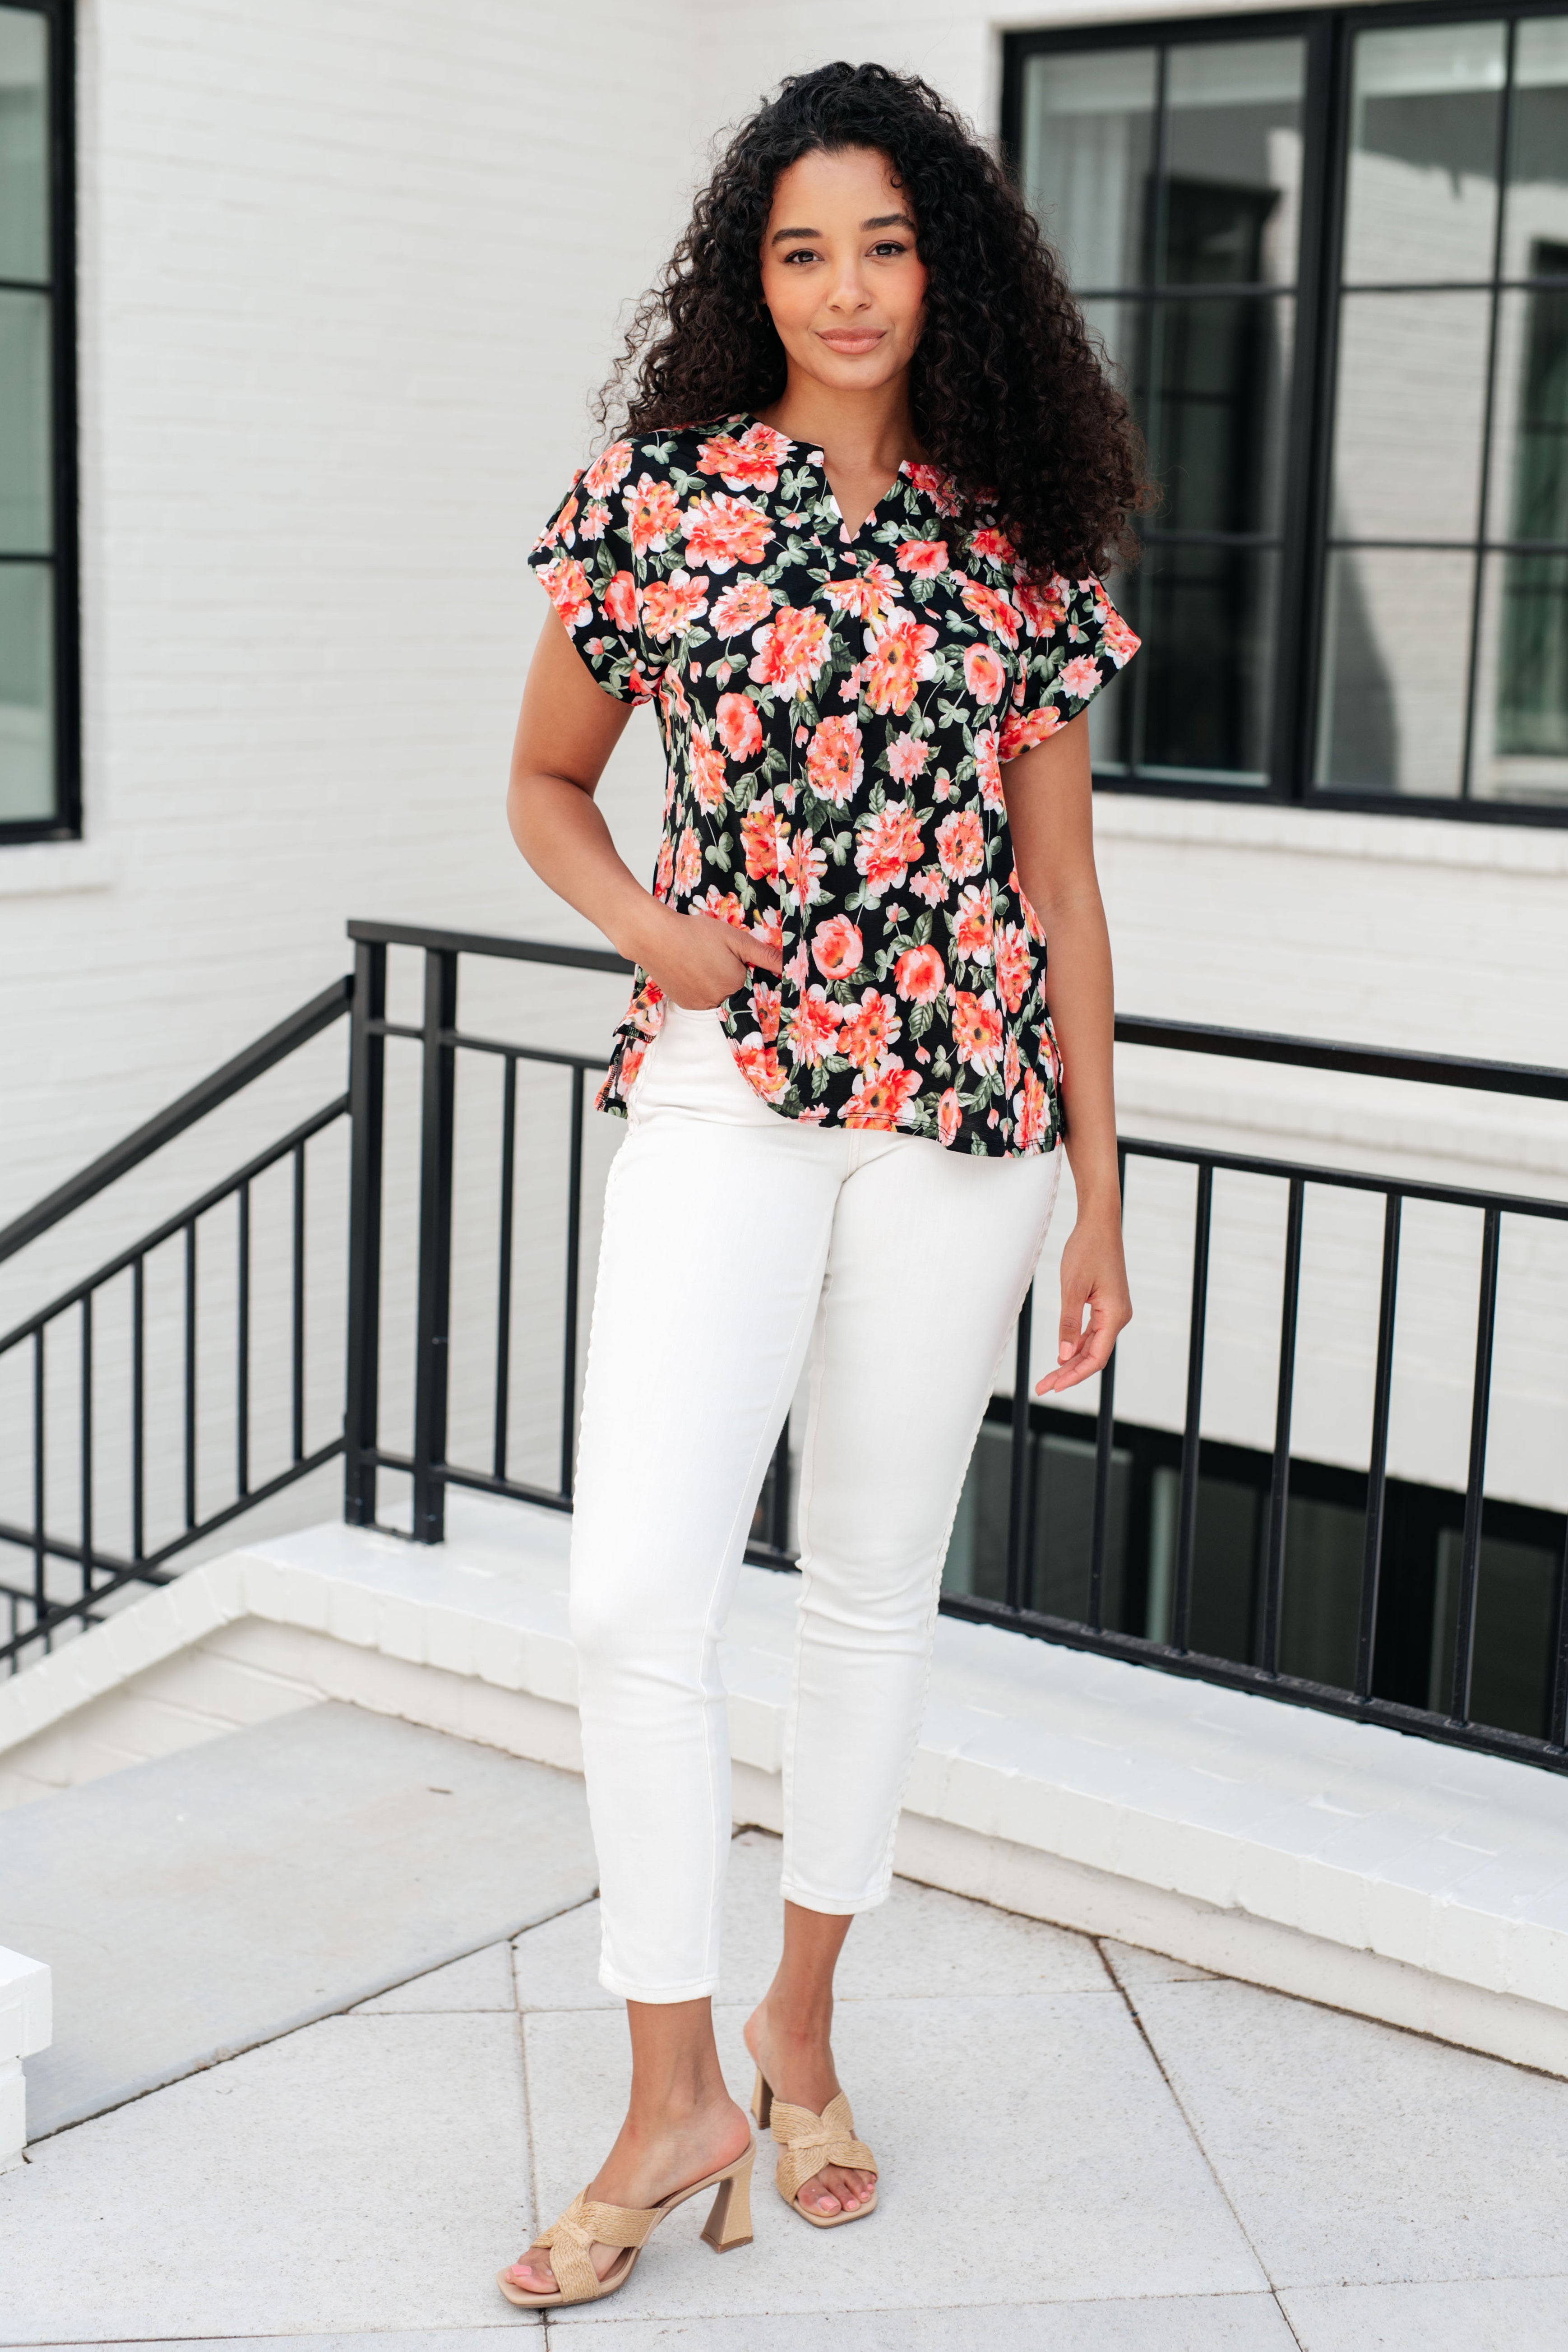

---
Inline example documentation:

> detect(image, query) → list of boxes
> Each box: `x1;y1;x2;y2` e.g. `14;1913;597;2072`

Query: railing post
1451;1204;1502;1723
411;947;458;1544
1005;1283;1035;1612
1172;1163;1214;1655
344;940;385;1527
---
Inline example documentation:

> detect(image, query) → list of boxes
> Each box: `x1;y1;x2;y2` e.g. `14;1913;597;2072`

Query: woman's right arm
508;609;782;1009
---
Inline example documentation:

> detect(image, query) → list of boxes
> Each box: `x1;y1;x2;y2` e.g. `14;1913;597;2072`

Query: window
1005;6;1568;821
0;0;76;842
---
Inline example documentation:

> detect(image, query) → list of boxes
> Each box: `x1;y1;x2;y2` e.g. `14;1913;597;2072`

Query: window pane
1505;18;1568;284
1470;551;1568;803
1315;548;1473;796
1081;294;1145;410
0;6;47;284
1332;291;1491;541
1150;294;1292;536
1342;22;1505;286
0;288;51;553
1138;543;1277;782
1021;47;1156;290
1162;39;1306;289
1489;280;1568;549
0;560;54;820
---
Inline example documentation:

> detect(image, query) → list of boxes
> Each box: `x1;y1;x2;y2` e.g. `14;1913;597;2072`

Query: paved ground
5;1807;1568;2348
0;1705;599;2135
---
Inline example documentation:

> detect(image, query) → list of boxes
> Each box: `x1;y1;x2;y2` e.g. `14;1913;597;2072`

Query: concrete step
0;1702;596;2137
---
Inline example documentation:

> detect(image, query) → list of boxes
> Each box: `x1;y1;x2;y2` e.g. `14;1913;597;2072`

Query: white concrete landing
4;1492;1568;2078
3;1829;1566;2349
0;1704;597;2137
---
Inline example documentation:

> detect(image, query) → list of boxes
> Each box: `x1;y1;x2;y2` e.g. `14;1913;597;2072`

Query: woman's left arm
1001;710;1133;1395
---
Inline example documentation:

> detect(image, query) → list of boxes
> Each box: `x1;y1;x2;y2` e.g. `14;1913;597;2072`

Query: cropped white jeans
569;1004;1062;2002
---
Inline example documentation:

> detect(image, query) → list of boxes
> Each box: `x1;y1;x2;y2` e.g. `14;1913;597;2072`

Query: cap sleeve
527;442;662;704
1000;573;1140;761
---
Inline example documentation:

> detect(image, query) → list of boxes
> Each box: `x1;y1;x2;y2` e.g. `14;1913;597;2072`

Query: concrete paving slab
1280;2275;1568;2348
2;1702;596;2136
0;2013;536;2342
547;2299;1298;2346
1100;1939;1215;1987
28;2338;525;2351
523;1995;1267;2320
355;1941;519;2014
1129;1977;1568;2286
513;1829;1108;2012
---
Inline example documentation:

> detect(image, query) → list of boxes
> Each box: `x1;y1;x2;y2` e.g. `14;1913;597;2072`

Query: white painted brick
367;1591;428;1668
164;1570;232;1647
420;1603;479;1684
1429;1900;1511;1996
322;1577;385;1652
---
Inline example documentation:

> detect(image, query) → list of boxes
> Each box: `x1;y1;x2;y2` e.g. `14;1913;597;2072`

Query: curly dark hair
600;59;1149;580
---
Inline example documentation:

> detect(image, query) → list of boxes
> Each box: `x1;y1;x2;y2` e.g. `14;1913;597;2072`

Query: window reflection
1507;19;1568;278
1332;291;1491;541
0;563;54;823
0;6;53;827
1152;293;1293;539
1020;48;1155;292
1475;262;1568;798
1161;39;1304;288
1019;36;1304;789
0;8;47;285
1317;549;1472;795
1342;23;1505;285
1140;544;1278;782
0;289;51;555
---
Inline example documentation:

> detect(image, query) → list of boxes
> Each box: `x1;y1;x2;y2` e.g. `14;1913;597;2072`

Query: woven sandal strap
535;2191;656;2304
769;2092;877;2206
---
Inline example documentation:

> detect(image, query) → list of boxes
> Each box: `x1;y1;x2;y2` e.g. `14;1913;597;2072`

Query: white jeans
569;1005;1062;2002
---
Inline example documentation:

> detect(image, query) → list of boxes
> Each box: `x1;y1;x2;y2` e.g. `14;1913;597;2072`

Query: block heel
700;2147;754;2251
497;2134;756;2309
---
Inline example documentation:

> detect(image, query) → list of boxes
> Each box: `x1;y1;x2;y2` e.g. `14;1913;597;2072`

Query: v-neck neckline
740;414;910;548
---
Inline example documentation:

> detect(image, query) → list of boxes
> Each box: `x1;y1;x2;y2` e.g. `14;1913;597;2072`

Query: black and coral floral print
528;416;1138;1157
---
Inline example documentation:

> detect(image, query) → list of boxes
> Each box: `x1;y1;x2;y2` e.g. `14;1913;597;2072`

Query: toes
505;2259;555;2293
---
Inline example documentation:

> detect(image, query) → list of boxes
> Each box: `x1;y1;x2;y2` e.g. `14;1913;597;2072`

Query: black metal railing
343;922;1568;1774
7;918;1567;1780
340;919;794;1571
0;979;353;1669
944;1129;1568;1772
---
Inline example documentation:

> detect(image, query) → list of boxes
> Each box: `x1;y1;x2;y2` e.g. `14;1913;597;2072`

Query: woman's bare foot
503;2091;751;2297
743;1999;878;2218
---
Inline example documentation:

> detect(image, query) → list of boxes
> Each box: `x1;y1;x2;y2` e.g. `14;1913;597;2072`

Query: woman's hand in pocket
632;902;784;1012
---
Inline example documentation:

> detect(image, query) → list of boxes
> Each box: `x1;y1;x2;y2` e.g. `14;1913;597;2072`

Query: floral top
528;416;1138;1157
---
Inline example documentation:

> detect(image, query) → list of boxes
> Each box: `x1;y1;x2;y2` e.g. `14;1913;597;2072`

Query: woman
500;60;1145;2310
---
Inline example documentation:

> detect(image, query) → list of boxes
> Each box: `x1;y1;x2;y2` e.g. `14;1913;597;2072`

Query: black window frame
0;0;79;846
1004;0;1568;829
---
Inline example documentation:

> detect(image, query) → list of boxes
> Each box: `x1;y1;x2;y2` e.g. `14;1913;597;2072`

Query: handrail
0;974;354;1267
0;1095;350;1356
345;920;1568;1103
1114;1014;1568;1102
347;919;632;977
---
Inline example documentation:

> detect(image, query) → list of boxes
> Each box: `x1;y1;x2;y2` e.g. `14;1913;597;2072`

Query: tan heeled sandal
752;2067;878;2227
496;2137;755;2309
